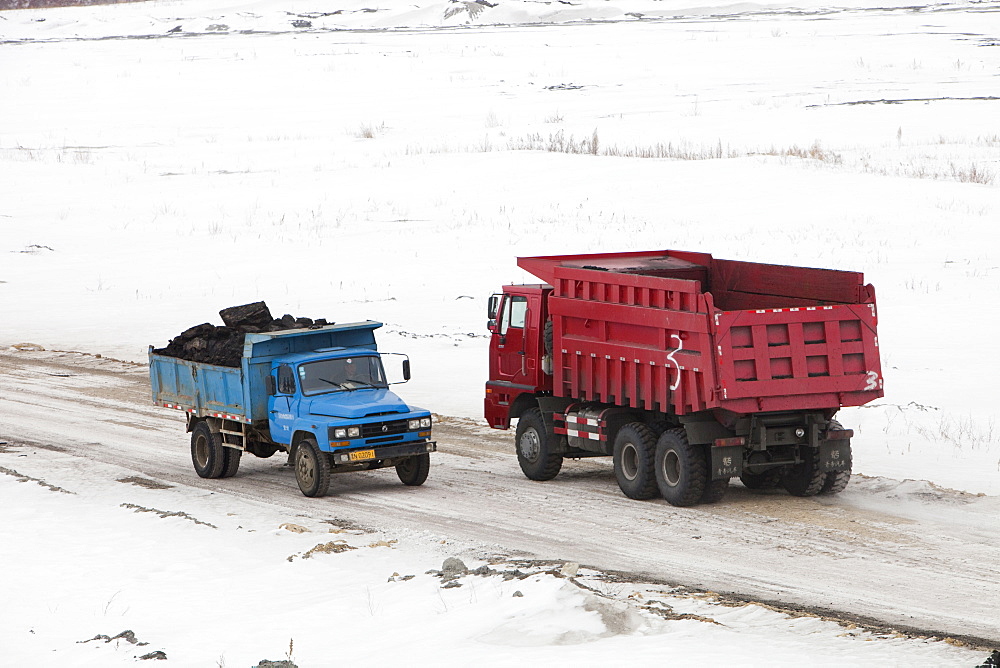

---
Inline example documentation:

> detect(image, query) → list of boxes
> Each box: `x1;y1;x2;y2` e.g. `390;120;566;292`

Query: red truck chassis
485;250;882;506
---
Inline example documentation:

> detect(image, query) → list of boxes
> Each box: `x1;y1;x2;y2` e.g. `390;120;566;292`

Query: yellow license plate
348;449;376;462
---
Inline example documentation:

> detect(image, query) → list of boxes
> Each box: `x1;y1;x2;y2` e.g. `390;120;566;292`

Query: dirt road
1;348;997;645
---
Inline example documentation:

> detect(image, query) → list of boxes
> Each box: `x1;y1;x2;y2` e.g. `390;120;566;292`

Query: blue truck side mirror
266;375;276;395
403;359;411;381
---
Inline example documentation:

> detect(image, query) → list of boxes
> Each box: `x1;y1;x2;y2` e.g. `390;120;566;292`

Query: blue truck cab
149;321;436;497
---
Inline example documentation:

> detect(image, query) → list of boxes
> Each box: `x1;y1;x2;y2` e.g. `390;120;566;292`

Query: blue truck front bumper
329;441;436;466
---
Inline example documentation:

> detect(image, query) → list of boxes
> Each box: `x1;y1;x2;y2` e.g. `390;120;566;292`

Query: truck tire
819;420;852;495
191;421;226;479
294;437;331;498
515;408;562;481
782;446;827;497
649;420;673;438
654;428;707;507
821;468;851;495
220;447;242;478
701;478;730;504
740;468;783;491
396;453;430;486
613;423;658;500
248;441;280;459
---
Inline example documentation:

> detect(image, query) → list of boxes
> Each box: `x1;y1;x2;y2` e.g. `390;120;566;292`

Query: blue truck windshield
299;356;388;395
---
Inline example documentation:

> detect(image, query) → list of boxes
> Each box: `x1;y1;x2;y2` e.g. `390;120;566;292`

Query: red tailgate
713;303;883;413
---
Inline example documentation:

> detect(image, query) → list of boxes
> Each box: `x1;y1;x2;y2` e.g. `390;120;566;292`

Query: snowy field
1;0;999;665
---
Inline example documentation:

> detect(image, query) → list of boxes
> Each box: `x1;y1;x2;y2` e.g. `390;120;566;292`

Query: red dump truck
485;250;883;506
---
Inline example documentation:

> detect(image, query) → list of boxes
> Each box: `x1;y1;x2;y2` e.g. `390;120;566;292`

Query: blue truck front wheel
295;438;331;497
395;453;430;486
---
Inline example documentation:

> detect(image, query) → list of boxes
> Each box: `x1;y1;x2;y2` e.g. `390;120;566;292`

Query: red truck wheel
821;469;851;495
655;428;708;507
819;420;852;495
191;421;226;479
515;408;562;481
613;423;658;500
701;478;730;504
781;447;827;497
294;438;331;497
740;468;783;491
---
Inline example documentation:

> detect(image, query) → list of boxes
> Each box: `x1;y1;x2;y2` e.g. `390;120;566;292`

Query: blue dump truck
149;321;435;497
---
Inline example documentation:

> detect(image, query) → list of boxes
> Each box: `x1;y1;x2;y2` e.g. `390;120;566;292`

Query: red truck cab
485;285;552;428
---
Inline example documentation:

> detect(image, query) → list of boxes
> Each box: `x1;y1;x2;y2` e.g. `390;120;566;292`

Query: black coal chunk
219;301;273;329
153;302;333;368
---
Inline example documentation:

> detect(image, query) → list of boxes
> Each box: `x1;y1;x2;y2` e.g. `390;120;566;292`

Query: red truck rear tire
821;469;851;495
740;468;783;491
613;423;658;500
655;428;708;507
782;447;827;497
701;478;730;504
515;408;563;481
819;420;852;495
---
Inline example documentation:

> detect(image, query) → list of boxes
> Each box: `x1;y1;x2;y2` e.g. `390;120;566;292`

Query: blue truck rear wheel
191;421;226;479
220;447;242;478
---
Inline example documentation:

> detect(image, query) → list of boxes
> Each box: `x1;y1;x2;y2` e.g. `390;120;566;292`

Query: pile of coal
153;301;330;367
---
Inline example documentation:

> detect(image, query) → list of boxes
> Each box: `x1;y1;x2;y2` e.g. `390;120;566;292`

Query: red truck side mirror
488;293;504;332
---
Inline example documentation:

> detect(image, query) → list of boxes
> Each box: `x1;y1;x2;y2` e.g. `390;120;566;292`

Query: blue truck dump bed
149;321;380;422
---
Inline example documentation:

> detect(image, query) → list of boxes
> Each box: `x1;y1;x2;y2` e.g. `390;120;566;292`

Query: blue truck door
268;364;298;445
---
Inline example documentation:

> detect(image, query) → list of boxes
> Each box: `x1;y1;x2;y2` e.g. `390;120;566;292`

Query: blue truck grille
366;435;404;445
362;419;409;438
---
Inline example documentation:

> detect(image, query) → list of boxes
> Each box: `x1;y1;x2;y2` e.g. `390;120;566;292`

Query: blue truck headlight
334;428;347;439
409;419;420;430
410;417;432;430
348;426;361;438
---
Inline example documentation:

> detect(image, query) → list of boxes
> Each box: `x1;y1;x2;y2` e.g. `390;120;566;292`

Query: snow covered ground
1;455;988;667
1;0;998;665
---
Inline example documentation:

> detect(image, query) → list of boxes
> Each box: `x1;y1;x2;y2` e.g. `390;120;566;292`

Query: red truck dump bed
519;250;883;417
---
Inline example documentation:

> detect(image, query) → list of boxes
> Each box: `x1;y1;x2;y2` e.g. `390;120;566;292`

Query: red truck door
489;286;552;387
494;293;529;381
